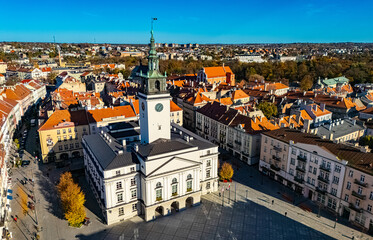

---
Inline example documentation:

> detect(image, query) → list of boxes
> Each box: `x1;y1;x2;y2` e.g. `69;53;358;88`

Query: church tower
138;29;171;144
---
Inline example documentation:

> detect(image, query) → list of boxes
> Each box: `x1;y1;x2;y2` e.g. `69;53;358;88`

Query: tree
359;135;373;149
57;172;86;227
14;139;20;149
6;75;20;86
47;71;58;85
257;102;278;119
220;162;234;180
17;186;28;216
300;75;313;91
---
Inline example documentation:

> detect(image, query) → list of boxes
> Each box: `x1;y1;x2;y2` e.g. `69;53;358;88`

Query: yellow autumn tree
17;186;28;216
57;172;86;227
219;162;234;180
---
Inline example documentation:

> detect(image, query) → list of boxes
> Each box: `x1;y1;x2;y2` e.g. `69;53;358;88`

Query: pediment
147;156;201;177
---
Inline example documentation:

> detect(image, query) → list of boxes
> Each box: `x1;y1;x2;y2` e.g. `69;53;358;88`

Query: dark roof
197;101;227;121
83;133;138;170
263;128;373;175
137;138;196;158
108;121;139;131
110;129;140;139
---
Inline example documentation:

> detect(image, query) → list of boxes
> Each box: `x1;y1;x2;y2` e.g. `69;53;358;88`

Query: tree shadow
222;154;370;236
74;197;336;240
34;170;64;220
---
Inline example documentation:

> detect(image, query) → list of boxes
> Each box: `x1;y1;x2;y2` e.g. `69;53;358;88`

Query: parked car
21;160;30;167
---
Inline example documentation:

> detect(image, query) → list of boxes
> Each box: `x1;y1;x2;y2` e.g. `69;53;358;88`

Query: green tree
300;75;314;91
359;135;373;149
57;172;86;227
219;162;234;180
257;102;278;119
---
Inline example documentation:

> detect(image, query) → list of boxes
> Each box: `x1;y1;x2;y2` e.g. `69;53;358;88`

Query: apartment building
196;101;278;165
341;162;373;232
38;110;90;163
260;129;348;213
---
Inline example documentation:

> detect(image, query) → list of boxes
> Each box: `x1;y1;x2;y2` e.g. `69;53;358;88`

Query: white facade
139;92;171;144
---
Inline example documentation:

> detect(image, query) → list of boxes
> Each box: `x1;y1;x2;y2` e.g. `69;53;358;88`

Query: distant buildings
197;66;235;86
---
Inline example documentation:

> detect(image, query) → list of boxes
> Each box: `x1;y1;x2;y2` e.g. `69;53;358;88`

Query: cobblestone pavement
7;127;372;239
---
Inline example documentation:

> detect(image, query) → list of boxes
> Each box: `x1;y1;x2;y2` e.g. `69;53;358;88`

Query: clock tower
138;29;171;144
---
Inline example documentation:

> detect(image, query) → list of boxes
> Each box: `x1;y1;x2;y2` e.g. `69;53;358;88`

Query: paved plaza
6;126;373;240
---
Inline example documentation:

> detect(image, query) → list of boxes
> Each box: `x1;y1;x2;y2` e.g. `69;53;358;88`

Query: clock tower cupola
138;22;171;144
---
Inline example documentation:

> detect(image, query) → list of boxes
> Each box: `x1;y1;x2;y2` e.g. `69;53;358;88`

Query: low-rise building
197;66;235;86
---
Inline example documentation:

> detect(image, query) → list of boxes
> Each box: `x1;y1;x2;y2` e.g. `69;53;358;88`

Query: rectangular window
59;145;62;150
131;189;137;199
75;143;79;148
118;207;124;216
117;193;123;203
314;158;318;164
313;168;317;175
349;170;353;177
358;186;363;195
206;169;211;178
58;136;61;142
116;170;120;176
69;135;72;140
370;192;373;200
368;205;372;212
360;175;365;182
292;148;296;155
356;199;360;207
335;165;341;173
68;128;72;133
57;130;60;134
131;178;136;186
344;194;349;202
130;167;135;172
64;144;68;150
70;144;73;149
116;182;122;190
206;160;211;167
206;182;211;189
290;158;295;165
346;182;351;190
331;188;337;196
309;166;312;173
64;136;67;141
312;179;315;186
132;203;137;212
63;129;66;134
333;176;339;184
289;169;294;176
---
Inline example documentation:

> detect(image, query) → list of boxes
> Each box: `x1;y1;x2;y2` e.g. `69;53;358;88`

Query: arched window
156;182;162;188
155;80;160;92
187;174;192;180
172;178;177;184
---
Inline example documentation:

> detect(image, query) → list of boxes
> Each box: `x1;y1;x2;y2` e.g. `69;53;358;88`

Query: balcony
270;164;281;171
349;203;363;213
273;146;282;152
319;164;331;172
187;188;192;192
297;155;307;162
352;191;366;200
294;176;304;184
318;175;330;184
156;197;162;201
296;166;306;173
354;179;368;187
316;187;327;194
272;155;281;162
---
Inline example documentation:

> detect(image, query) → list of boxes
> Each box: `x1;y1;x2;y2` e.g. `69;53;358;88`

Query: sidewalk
219;154;371;240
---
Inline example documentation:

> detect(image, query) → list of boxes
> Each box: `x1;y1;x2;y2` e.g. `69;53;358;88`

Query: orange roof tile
87;105;136;122
204;66;233;78
170;101;182;112
231;90;249;101
39;110;89;131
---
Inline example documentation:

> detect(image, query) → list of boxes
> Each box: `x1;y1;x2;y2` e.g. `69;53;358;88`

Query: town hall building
82;30;219;225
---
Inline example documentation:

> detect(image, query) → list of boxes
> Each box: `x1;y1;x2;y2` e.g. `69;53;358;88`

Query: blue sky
1;0;372;44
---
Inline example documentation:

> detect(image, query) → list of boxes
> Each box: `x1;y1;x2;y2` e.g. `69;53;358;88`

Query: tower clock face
155;103;164;112
141;102;145;111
